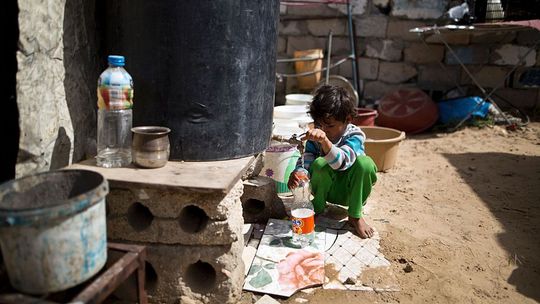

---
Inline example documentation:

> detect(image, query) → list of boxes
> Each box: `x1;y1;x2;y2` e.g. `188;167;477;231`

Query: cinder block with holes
109;239;244;304
106;181;244;245
240;176;288;223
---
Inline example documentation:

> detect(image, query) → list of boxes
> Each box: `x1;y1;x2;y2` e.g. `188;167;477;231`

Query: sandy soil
244;122;540;304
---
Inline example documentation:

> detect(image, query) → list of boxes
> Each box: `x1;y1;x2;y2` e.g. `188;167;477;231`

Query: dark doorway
1;0;20;183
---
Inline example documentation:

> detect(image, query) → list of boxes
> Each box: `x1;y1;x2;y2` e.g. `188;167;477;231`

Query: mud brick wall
106;180;245;304
276;0;540;113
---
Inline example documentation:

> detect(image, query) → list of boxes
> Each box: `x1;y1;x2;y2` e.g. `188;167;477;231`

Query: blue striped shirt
296;124;366;171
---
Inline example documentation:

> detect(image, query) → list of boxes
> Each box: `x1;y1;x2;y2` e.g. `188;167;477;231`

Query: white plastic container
274;105;309;120
285;94;313;105
260;144;301;193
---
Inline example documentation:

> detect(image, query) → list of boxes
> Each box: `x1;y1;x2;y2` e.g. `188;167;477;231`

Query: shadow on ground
444;152;540;302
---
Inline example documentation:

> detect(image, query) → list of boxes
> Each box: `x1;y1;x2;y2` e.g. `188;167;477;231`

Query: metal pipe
326;31;333;84
347;0;362;106
277;56;323;63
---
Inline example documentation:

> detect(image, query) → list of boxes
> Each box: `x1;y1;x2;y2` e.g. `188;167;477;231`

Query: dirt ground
244;122;540;304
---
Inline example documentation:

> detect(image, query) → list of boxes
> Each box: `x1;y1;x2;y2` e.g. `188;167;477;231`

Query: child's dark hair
309;85;356;123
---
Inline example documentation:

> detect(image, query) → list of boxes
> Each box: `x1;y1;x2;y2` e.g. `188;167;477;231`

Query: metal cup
131;126;171;168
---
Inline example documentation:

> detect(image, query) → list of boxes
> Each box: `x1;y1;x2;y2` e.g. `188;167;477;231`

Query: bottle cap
108;55;125;67
296;167;310;177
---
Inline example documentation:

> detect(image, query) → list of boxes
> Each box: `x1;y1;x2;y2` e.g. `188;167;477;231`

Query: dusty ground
244;122;540;304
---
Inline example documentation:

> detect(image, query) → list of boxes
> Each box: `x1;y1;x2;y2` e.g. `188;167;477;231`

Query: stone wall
277;0;540;113
16;0;99;177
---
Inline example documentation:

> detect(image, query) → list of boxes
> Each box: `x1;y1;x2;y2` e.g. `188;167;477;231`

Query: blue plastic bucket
0;169;109;294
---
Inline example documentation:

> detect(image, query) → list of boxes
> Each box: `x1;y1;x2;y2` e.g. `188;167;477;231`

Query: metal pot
131;126;171;168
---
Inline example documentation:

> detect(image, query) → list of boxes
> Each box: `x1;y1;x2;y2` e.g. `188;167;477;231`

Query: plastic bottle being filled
290;168;315;247
96;55;133;168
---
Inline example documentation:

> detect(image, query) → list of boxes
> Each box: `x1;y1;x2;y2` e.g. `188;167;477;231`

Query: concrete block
354;15;388;38
241;176;287;223
279;20;306;36
391;0;447;19
355;37;368;56
139;240;244;304
287;5;339;17
460;65;511;89
490;44;536;67
378;61;417;83
363;81;413;100
358;57;379;80
338;58;354;78
445;45;489;65
287;36;351;56
386;20;427;41
425;32;470;45
307;19;347;37
328;36;354;57
287;36;325;56
106;181;244;245
329;0;368;16
404;43;444;64
280;4;287;15
366;39;404;61
417;64;460;90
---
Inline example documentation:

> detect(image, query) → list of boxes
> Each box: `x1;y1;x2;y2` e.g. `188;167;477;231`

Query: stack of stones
106;180;245;303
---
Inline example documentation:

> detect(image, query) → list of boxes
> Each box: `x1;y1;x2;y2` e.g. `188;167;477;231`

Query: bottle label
97;68;133;110
291;208;314;235
98;86;133;110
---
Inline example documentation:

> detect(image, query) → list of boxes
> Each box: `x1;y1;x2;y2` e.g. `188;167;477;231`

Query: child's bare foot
349;217;374;238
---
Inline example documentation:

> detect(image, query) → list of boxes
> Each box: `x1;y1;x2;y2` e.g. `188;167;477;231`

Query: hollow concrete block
107;180;243;220
241;176;287;223
143;239;245;304
106;181;244;245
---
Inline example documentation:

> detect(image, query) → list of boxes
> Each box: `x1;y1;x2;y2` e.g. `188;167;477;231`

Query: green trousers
309;156;378;218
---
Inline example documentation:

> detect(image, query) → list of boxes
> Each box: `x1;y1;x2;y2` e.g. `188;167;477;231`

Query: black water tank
101;0;279;161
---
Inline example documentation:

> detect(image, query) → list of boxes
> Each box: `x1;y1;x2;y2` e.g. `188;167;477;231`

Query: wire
276;56;353;78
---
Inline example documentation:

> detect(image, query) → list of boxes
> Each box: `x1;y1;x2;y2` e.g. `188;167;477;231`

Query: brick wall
277;0;540;113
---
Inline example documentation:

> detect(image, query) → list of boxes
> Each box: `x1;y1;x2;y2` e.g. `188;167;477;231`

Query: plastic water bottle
290;169;315;247
96;55;133;167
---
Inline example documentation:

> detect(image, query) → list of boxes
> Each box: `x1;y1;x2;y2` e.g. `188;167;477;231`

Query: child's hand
288;169;309;189
302;129;333;155
302;128;328;143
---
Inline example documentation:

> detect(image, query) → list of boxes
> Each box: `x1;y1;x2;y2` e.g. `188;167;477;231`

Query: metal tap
271;132;306;155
